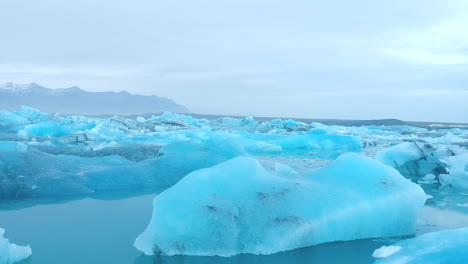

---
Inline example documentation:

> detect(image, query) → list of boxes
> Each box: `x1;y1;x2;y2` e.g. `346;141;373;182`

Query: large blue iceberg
134;153;426;256
0;139;245;199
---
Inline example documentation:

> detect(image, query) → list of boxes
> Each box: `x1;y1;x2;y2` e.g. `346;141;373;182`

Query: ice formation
0;105;466;209
372;246;402;258
0;139;244;199
439;153;468;188
134;154;425;256
0;228;31;264
375;139;468;188
1;105;468;261
373;227;468;264
0;106;367;200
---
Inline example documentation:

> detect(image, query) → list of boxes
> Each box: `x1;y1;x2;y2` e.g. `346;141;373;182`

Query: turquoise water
0;194;391;264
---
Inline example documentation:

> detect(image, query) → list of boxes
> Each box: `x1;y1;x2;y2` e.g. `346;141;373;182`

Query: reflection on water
0;188;165;211
134;238;388;264
417;206;468;235
0;194;156;264
0;193;464;264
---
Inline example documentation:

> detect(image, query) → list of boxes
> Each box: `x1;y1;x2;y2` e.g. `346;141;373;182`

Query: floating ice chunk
422;174;435;181
0;141;27;151
272;133;363;155
135;153;425;256
255;119;311;133
149;112;206;127
418;174;437;184
159;137;247;160
15;106;51;122
16;130;28;140
426;132;465;145
62;115;88;124
0;228;31;264
280;119;298;126
212;116;259;129
376;142;434;168
31;143;161;161
373;227;468;264
439;153;468;188
234;132;362;157
274;163;298;176
23;122;73;137
0;112;27;127
375;142;450;179
99;116;140;132
0;138;247;199
86;123;127;141
243;141;283;154
372;245;402;258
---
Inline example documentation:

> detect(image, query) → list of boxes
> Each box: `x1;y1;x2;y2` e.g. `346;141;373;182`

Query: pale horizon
2;81;468;124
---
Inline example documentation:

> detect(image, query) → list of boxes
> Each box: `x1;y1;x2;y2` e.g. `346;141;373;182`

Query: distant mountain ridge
0;82;189;115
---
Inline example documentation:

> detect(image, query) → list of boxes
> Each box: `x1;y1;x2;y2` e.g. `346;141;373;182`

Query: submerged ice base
373;227;468;264
135;154;426;257
0;228;31;264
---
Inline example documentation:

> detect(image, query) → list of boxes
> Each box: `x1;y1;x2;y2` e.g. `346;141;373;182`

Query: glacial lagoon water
0;193;391;264
1;108;467;262
1;192;467;264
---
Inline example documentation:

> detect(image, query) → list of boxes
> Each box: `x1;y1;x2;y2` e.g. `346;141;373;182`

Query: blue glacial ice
0;105;467;212
0;106;52;127
373;227;468;264
22;122;73;137
0;228;31;264
0;106;369;200
375;140;468;186
1;105;468;262
0;138;245;199
375;142;445;179
0;141;27;152
134;153;426;256
439;153;468;189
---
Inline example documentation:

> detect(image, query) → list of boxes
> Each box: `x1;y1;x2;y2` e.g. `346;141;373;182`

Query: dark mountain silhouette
0;82;188;115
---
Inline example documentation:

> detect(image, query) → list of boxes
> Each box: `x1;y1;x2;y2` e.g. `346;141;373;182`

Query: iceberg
134;153;425;256
426;132;466;145
1;105;465;206
0;228;31;264
373;227;468;264
14;106;53;123
0;138;246;199
376;142;450;179
375;141;468;189
233;131;363;157
0;141;27;151
439;153;468;189
376;142;435;168
23;122;73;137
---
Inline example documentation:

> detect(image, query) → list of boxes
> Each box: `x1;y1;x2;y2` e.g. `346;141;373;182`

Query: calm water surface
0;194;415;264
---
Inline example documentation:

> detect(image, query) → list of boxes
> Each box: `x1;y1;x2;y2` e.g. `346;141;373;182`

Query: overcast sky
1;0;467;122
